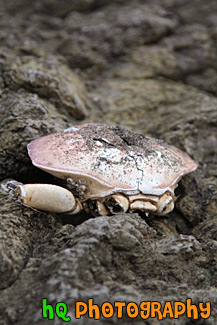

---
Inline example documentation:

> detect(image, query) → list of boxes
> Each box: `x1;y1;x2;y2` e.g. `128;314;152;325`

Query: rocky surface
0;0;217;324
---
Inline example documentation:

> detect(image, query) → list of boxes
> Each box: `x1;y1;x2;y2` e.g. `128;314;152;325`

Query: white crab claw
130;200;157;212
70;199;83;215
105;194;129;214
16;184;77;213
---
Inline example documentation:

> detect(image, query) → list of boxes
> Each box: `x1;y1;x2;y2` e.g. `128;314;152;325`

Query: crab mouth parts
89;191;175;217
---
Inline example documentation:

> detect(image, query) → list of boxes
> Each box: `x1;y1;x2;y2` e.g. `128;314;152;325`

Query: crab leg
16;184;81;214
89;200;109;217
105;194;129;214
156;192;174;215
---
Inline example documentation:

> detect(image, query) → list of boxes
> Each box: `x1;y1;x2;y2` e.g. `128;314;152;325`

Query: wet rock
0;0;217;323
0;181;62;290
170;0;217;27
193;215;217;242
186;68;217;95
0;44;91;182
88;77;217;140
0;2;179;76
3;0;124;17
115;24;217;81
3;55;90;119
0;90;68;181
0;213;214;324
58;3;178;72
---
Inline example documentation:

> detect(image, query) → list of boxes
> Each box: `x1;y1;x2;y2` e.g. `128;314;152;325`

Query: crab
16;123;197;217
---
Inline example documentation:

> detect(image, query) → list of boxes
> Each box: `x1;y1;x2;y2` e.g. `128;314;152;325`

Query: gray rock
0;90;68;180
3;0;126;17
0;0;217;323
3;56;91;119
58;3;178;72
0;182;62;290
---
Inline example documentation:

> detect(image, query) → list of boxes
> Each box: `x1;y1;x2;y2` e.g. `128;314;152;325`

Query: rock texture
0;0;217;324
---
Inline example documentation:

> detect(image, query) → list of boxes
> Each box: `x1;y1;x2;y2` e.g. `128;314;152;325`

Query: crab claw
16;184;78;214
105;194;129;214
70;199;83;215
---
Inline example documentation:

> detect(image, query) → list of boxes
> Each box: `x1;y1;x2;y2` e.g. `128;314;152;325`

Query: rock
0;212;213;324
0;0;217;323
0;181;62;290
0;90;68;181
3;0;122;17
3;56;90;119
115;24;217;81
57;3;178;72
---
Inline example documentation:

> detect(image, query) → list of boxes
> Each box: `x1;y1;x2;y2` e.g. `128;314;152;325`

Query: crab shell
27;123;197;204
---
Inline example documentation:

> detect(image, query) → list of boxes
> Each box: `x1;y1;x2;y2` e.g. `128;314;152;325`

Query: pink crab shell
27;123;197;200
